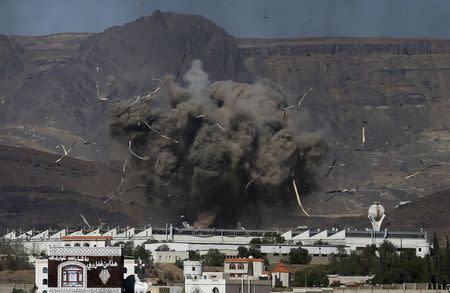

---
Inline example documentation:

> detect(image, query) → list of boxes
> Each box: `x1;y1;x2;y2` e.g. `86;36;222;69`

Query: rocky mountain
239;37;450;225
0;11;246;160
0;13;449;234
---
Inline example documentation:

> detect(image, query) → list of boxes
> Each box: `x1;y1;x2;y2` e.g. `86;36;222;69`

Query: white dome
368;203;385;221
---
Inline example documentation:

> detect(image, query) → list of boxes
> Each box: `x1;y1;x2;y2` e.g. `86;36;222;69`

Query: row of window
228;263;245;270
42;266;128;274
345;232;425;239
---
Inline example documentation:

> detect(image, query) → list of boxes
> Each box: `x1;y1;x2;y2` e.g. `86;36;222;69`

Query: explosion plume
110;60;326;227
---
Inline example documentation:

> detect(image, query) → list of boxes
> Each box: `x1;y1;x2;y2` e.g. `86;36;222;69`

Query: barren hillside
0;13;449;233
238;37;450;222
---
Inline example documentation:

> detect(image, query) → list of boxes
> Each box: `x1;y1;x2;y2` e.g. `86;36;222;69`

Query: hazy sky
1;0;449;38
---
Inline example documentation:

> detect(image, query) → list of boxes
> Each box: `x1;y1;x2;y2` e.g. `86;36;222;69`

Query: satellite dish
368;202;385;231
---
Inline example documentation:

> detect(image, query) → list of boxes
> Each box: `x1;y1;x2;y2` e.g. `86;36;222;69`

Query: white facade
183;261;203;279
153;250;189;263
282;229;430;257
271;271;289;288
184;261;271;293
3;226;431;260
35;259;49;293
223;258;265;279
270;263;290;288
124;259;136;279
327;274;375;285
185;277;227;293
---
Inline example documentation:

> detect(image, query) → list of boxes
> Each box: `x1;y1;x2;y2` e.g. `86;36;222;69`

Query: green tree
133;245;150;261
201;249;226;266
175;258;184;269
293;267;329;287
237;246;249;258
289;247;311;264
0;240;32;271
155;244;170;251
188;250;200;261
113;241;134;256
275;234;286;244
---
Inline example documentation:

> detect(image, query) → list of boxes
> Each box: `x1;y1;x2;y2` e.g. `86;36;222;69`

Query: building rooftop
49;246;122;257
272;262;289;273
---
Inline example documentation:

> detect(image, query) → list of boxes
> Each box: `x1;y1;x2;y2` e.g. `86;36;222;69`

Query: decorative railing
49;247;122;257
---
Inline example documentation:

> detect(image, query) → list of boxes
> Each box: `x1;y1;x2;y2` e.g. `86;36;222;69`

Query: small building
35;246;126;293
184;260;271;293
327;274;375;287
183;260;203;280
271;262;290;288
223;257;265;279
148;285;183;293
153;250;189;264
185;277;271;293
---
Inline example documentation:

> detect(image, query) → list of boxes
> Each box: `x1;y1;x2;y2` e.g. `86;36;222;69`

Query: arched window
212;287;219;293
83;243;89;247
43;267;48;274
74;243;80;247
229;263;236;270
43;291;47;293
237;263;244;270
43;279;48;285
61;265;84;287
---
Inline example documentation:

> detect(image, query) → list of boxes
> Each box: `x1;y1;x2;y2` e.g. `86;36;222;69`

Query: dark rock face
80;11;245;95
1;11;246;139
239;38;450;58
0;35;23;94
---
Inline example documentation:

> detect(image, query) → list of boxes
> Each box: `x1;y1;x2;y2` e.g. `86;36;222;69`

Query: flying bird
80;214;92;230
128;140;151;161
55;139;77;163
292;179;311;217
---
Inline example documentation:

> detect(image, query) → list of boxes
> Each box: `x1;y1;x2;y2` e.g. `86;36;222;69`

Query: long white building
2;225;430;259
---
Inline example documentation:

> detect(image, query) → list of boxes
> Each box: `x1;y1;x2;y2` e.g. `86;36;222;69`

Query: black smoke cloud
110;60;326;227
